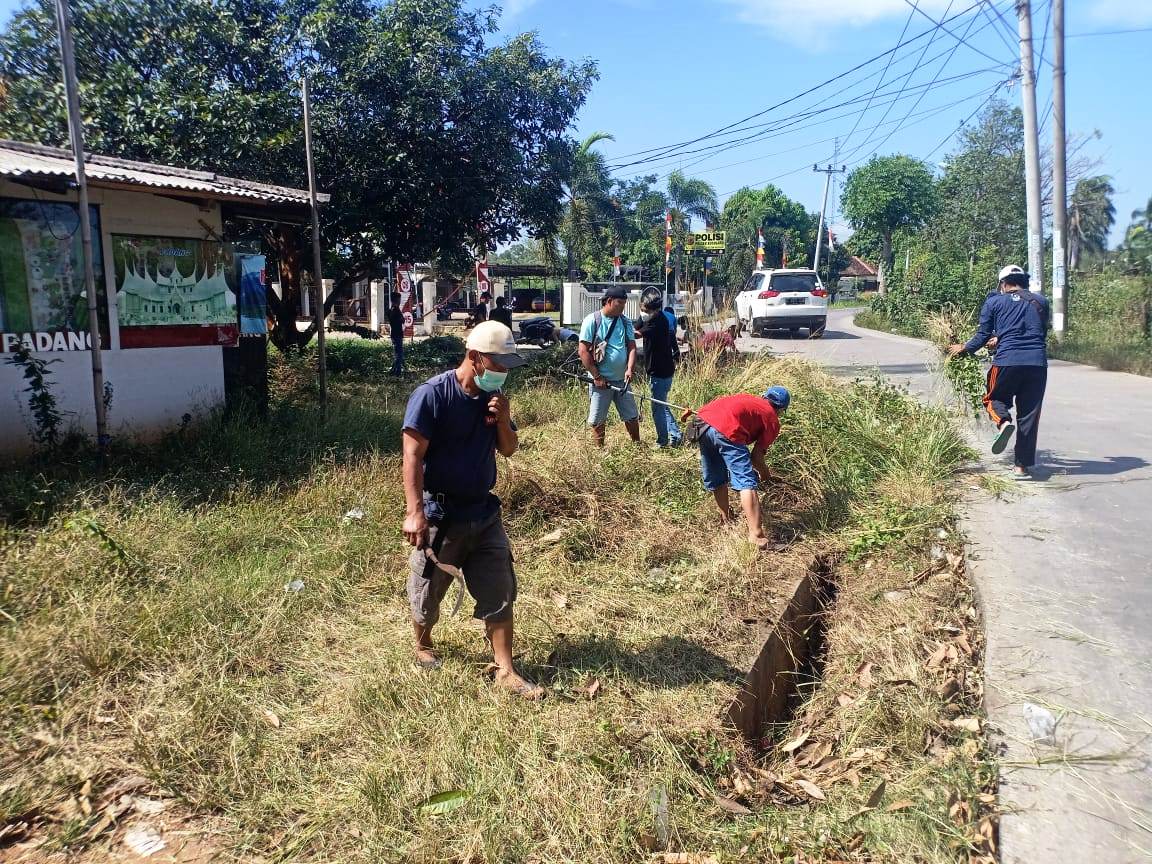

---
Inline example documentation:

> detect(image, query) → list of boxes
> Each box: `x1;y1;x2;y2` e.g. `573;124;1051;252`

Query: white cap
998;264;1026;282
465;321;526;368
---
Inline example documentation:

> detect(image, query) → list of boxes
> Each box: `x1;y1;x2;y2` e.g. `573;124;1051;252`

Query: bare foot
494;668;545;700
414;646;441;669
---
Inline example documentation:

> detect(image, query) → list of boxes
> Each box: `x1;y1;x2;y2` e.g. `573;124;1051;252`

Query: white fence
561;282;716;326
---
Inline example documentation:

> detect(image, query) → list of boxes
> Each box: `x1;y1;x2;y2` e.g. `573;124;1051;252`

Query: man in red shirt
694;386;790;550
695;323;739;358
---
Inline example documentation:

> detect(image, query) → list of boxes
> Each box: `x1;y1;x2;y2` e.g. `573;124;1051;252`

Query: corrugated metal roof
0;139;328;206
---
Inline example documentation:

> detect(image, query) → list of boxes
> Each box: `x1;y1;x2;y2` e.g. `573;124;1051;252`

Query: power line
841;0;960;163
901;0;1008;66
922;81;1008;161
840;1;921;152
614;64;1012;177
979;0;1018;54
849;0;994;166
603;0;1011;167
1066;26;1152;38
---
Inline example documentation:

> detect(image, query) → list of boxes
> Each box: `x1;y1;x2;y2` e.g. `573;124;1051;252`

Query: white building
0;139;327;454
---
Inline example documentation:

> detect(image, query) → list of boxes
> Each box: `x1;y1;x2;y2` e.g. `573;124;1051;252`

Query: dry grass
0;344;990;863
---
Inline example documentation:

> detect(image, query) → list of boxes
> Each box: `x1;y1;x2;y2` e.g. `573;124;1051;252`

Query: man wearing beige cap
400;321;543;698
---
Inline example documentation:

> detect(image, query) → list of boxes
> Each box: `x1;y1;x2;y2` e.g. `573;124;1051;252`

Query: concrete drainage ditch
727;556;837;744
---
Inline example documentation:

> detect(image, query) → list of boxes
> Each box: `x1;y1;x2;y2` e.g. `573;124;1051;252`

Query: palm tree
1121;196;1152;276
665;170;719;288
1067;176;1116;270
551;132;620;279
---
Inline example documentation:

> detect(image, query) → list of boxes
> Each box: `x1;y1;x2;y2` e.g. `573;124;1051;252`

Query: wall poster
113;234;240;349
0;198;110;352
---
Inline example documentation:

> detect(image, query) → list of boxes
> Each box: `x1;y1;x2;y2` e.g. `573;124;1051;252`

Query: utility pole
302;76;328;419
1017;0;1044;296
53;0;108;454
812;156;846;281
1051;0;1067;336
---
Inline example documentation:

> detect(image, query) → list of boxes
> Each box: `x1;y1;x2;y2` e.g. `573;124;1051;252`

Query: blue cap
764;386;790;411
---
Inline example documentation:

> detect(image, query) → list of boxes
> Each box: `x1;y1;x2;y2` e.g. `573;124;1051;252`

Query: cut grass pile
1;341;992;863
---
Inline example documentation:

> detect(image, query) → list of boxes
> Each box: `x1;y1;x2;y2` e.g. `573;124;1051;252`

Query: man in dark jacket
489;295;513;328
950;265;1049;479
637;295;682;447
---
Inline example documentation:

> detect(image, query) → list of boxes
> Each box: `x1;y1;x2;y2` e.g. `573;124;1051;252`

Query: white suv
735;268;828;338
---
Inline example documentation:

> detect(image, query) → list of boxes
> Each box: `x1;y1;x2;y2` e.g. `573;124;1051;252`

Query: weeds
0;342;982;863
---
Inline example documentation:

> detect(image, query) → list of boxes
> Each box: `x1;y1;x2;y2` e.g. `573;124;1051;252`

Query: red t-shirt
697;393;780;449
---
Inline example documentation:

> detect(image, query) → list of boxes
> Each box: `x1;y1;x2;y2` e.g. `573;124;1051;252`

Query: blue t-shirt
402;371;504;512
964;290;1049;367
579;310;635;382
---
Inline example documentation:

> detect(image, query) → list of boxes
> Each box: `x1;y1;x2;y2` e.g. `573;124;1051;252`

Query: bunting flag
755;227;764;268
664;212;673;274
827;227;836;250
475;257;491;296
612;248;621;279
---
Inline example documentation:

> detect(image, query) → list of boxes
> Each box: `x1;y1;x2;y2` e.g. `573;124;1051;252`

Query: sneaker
1010;467;1034;481
991;422;1015;455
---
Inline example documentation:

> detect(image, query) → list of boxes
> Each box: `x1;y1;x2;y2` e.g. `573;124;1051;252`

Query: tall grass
0;342;980;862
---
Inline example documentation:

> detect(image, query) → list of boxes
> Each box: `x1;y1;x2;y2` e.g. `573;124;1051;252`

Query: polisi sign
684;230;726;252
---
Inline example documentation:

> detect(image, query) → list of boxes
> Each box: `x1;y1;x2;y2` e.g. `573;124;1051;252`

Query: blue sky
3;0;1148;245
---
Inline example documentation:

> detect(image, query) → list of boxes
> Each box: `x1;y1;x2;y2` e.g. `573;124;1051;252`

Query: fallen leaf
714;795;752;816
799;740;833;768
950;717;982;733
779;730;810;754
866;780;886;809
843;768;862;788
261;709;281;729
582;678;602;700
539;527;565;545
660;855;720;864
887;800;915;812
550;592;569;609
856;662;875;689
837;693;857;708
926;643;948;669
956;633;973;656
416;789;470;816
793;779;825;801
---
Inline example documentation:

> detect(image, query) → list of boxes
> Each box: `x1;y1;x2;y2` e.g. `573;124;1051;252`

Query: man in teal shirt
578;286;640;447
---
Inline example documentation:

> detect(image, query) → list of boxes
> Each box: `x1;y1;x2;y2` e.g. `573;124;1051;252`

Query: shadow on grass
540;633;746;689
0;397;405;529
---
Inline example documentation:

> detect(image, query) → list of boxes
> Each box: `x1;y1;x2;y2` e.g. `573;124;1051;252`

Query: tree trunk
878;260;887;297
268;225;308;352
881;230;894;274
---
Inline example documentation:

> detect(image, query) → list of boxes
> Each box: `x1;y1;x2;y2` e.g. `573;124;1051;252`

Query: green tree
0;0;596;349
932;101;1027;272
841;154;937;288
1121;197;1152;276
1067;176;1116;271
716;184;813;293
547;131;619;279
610;174;667;280
665;170;719;288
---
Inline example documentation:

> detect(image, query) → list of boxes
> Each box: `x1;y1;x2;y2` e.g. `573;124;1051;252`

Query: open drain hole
726;555;838;746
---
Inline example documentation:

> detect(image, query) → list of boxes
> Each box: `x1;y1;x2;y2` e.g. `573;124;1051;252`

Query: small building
838;255;879;294
0;139;326;454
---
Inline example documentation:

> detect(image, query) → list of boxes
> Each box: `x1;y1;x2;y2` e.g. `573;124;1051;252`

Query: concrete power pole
1017;0;1044;296
53;0;108;454
1051;0;1068;336
812;159;846;282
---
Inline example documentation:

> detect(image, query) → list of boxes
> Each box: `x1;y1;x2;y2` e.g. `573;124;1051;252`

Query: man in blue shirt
401;321;543;698
578;285;640;446
950;265;1049;479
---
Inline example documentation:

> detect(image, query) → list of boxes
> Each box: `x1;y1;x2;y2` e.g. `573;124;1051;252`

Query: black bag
683;417;707;445
519;316;555;341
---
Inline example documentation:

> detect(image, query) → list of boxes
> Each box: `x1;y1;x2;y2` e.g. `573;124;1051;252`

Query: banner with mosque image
113;235;240;348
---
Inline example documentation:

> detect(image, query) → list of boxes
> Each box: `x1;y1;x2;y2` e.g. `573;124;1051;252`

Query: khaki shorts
408;511;516;626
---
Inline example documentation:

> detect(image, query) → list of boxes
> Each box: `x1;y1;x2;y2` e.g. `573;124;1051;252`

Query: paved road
734;307;1152;863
